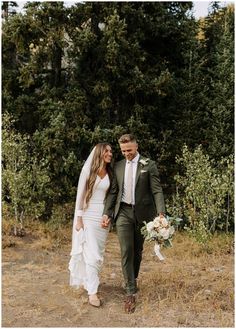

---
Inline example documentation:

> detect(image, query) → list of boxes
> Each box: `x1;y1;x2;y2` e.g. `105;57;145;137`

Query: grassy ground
2;220;234;327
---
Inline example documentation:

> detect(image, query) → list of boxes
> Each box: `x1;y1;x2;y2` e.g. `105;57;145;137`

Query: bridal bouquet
141;216;182;260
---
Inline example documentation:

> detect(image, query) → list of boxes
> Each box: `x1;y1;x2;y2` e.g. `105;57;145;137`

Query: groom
102;133;165;313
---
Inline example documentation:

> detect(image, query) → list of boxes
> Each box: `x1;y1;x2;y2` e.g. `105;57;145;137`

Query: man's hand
101;215;111;229
75;217;84;232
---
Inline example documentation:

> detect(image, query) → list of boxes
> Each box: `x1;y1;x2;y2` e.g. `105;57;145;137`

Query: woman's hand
101;215;110;229
75;217;84;232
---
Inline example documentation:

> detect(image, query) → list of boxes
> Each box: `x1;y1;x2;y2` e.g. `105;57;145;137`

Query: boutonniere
139;158;149;166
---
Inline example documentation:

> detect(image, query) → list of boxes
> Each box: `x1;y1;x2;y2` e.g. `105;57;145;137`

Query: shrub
167;144;234;245
2;113;50;233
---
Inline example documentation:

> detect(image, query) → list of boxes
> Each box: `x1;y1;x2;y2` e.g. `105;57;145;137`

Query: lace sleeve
75;168;89;217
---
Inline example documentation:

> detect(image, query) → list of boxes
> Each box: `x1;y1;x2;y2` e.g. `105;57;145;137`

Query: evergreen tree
204;4;234;159
2;1;234;222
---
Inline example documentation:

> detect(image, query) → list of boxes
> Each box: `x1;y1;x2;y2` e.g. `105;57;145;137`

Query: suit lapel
135;156;143;186
117;160;126;187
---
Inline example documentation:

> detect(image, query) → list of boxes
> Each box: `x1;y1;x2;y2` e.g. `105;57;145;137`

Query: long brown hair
84;143;112;208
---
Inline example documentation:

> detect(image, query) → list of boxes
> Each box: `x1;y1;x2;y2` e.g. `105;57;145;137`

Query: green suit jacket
103;155;165;223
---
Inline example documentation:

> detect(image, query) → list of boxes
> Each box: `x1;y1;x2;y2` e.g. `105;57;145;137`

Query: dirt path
2;231;234;327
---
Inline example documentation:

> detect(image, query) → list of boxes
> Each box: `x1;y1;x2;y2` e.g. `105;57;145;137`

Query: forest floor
2;222;234;328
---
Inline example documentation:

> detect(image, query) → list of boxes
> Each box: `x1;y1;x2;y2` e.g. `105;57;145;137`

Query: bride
69;143;112;307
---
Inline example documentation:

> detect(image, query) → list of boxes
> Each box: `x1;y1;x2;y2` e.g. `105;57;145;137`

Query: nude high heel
89;294;101;307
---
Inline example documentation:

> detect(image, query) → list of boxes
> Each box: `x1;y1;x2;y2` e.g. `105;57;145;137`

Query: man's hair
118;134;137;144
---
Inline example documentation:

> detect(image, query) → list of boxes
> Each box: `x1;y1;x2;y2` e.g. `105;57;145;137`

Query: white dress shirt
122;153;140;205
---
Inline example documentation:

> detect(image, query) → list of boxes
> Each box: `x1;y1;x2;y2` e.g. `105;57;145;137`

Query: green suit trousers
116;203;145;295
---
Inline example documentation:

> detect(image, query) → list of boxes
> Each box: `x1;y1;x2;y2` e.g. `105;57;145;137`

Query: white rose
153;217;161;228
160;217;168;227
159;228;170;240
150;230;158;239
146;221;155;233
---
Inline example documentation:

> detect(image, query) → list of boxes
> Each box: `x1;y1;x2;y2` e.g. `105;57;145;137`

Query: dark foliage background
2;1;234;236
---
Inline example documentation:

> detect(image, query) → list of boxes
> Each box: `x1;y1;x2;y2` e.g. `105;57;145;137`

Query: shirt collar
127;153;140;164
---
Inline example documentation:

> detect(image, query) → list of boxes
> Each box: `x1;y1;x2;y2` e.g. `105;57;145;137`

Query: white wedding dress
69;170;110;295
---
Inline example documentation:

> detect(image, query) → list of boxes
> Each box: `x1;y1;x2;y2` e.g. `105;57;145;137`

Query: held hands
101;215;111;229
75;217;84;232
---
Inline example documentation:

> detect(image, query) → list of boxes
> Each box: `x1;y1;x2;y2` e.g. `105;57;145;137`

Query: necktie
126;161;133;204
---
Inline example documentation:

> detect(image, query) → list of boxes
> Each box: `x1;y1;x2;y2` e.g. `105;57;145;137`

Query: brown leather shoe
124;294;136;313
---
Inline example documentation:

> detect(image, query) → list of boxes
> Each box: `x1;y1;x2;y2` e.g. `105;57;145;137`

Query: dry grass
137;232;234;327
2;220;234;327
2;217;72;250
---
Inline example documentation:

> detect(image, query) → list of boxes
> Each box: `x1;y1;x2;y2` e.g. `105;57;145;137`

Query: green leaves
1;2;234;226
2;113;50;224
167;144;234;245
